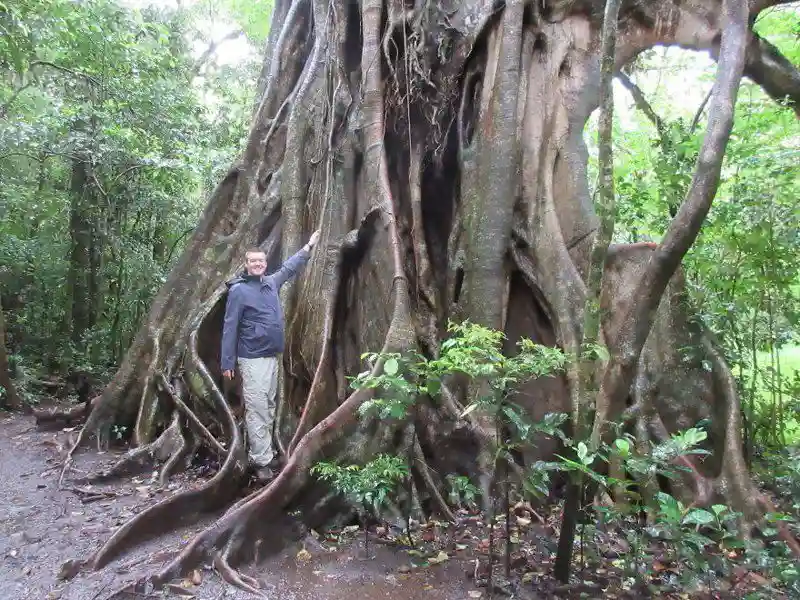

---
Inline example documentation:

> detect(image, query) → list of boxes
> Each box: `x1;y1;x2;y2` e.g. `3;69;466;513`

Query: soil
0;409;784;600
0;410;490;600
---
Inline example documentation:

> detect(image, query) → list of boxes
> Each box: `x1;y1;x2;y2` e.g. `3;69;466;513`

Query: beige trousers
237;356;279;468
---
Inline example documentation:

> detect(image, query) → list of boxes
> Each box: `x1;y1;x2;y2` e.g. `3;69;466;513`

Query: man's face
245;251;267;276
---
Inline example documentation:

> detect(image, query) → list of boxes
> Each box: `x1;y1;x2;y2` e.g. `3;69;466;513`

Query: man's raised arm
271;229;320;288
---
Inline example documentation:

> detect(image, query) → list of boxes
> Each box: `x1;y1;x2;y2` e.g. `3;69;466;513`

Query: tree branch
690;87;714;133
617;72;664;132
0;150;81;163
593;0;749;434
29;60;101;86
742;32;800;115
191;30;244;78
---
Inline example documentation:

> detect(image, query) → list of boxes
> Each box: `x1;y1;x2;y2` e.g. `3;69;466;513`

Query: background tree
0;0;265;375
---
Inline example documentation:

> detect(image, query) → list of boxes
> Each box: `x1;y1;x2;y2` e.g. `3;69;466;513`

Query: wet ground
0;412;490;600
3;410;781;600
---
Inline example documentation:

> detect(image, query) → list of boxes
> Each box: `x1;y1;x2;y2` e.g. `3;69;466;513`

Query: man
221;230;320;482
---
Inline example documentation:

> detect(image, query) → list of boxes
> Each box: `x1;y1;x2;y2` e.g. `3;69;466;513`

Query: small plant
431;321;568;592
111;424;128;441
549;425;754;591
312;454;409;557
446;474;480;510
353;352;425;420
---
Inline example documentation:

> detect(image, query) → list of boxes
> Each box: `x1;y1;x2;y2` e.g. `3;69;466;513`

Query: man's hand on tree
305;229;321;252
223;369;234;380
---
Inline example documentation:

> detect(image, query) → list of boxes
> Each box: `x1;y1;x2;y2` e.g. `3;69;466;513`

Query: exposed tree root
156;418;191;487
89;411;184;483
286;216;373;455
213;543;263;597
86;331;247;572
34;396;99;430
156;373;226;457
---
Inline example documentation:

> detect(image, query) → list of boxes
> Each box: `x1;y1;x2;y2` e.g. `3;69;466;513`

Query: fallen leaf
296;548;312;562
428;550;449;565
468;591;483;599
521;572;534;584
423;584;433;590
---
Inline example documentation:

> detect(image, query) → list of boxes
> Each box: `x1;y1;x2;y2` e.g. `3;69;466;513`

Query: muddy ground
0;411;493;600
2;408;784;600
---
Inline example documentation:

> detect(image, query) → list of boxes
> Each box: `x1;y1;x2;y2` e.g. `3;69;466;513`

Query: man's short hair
245;248;266;260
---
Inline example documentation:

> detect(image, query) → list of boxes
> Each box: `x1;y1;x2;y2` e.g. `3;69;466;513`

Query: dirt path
0;412;491;600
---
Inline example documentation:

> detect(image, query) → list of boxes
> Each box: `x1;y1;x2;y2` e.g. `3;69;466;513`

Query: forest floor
0;408;788;600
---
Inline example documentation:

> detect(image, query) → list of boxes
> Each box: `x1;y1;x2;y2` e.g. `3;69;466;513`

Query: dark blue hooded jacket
220;248;310;371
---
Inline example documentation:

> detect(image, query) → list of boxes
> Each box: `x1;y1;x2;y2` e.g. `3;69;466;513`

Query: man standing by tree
221;230;321;482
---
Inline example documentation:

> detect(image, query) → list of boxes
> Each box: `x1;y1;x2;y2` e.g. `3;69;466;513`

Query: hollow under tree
57;0;800;595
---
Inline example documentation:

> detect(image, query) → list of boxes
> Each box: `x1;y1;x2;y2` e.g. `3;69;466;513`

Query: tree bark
0;306;22;411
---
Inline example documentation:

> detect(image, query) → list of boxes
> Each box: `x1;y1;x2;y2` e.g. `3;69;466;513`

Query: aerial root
133;335;162;446
286;278;339;455
286;212;382;455
157;373;226;456
412;437;457;522
89;411;184;483
157;418;191;487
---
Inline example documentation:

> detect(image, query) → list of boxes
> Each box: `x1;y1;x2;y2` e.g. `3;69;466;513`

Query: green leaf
576;442;588;462
425;377;441;396
682;509;715;527
711;504;727;516
384;358;399;376
613;438;631;456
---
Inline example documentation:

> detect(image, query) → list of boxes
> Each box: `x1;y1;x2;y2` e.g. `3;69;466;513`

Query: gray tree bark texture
52;0;800;595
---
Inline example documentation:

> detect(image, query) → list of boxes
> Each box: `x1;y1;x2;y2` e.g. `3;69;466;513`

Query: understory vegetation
1;0;799;599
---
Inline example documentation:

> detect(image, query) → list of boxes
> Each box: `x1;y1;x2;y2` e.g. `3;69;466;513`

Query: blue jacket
220;248;310;371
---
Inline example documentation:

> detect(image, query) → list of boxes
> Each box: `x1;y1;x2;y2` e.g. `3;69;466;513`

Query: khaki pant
237;356;279;468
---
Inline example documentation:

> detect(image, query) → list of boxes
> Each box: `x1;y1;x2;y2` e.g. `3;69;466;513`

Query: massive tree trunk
60;0;800;594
